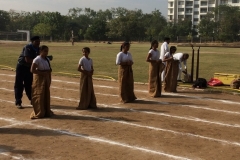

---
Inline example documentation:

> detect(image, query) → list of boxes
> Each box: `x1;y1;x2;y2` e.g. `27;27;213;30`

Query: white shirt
148;49;160;60
33;56;51;71
116;52;133;65
79;56;93;71
173;53;187;70
160;42;169;60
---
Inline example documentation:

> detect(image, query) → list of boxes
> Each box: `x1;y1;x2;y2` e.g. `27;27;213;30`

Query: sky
0;0;168;17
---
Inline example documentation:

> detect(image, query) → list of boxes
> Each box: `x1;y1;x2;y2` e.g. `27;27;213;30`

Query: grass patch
0;42;240;83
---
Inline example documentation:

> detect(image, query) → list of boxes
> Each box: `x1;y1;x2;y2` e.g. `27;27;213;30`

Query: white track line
1;99;240;147
1;87;240;129
1;80;240;115
0;152;23;160
0;116;191;160
1;75;240;105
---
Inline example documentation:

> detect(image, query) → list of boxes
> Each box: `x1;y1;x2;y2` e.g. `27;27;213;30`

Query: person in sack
163;46;178;92
146;40;165;97
14;36;40;109
172;53;189;82
30;45;53;119
76;47;97;110
160;37;170;82
116;42;137;103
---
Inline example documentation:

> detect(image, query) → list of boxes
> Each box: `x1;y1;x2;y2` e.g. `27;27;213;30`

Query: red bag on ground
207;78;223;86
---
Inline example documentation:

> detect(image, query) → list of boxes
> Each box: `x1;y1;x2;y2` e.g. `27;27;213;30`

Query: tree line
0;5;239;42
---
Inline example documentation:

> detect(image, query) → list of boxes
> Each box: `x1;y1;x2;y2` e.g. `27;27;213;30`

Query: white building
168;0;240;28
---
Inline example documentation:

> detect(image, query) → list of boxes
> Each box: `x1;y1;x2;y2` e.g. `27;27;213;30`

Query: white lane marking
0;116;191;160
1;82;240;115
0;152;23;160
1;87;240;129
1;75;240;105
1;99;240;147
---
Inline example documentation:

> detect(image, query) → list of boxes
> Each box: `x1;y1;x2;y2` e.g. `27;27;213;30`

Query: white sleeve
164;43;168;52
116;53;121;65
33;57;39;65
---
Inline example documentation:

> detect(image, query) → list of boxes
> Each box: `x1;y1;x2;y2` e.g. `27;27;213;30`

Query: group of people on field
14;36;188;119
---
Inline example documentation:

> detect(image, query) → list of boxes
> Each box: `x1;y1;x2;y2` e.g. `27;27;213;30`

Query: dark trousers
14;64;33;105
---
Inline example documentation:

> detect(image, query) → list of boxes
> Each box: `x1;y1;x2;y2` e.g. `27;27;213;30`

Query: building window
209;0;215;4
170;2;173;7
178;8;184;12
185;15;192;20
194;18;199;22
232;0;239;3
186;1;193;6
170;9;173;13
201;1;208;6
186;9;193;13
220;0;228;4
194;11;199;15
178;1;184;5
200;8;208;13
194;4;199;8
169;15;173;20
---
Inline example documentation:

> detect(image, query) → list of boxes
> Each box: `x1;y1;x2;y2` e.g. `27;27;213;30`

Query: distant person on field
14;36;40;109
146;40;165;97
30;45;53;119
160;37;170;82
116;42;137;103
76;47;97;110
163;46;178;92
173;53;189;82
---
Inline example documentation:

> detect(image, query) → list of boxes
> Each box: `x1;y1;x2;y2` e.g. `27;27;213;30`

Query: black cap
30;36;40;41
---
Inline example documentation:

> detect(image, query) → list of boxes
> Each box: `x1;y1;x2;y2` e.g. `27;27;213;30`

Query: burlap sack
230;79;240;89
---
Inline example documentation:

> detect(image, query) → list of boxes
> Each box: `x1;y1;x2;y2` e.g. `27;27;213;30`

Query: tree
215;5;240;42
198;13;216;42
0;10;10;31
33;23;54;39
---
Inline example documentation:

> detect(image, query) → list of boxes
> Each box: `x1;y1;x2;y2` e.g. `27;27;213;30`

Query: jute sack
230;79;240;89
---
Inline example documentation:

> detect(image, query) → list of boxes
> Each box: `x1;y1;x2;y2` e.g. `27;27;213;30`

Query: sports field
1;42;240;159
1;69;240;160
0;42;240;82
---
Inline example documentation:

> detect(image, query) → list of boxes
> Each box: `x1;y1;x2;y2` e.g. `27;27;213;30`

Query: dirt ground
1;70;240;160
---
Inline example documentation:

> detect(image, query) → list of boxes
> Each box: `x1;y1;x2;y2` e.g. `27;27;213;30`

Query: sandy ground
1;70;240;160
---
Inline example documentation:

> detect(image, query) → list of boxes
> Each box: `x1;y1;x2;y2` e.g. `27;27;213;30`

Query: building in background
168;0;240;28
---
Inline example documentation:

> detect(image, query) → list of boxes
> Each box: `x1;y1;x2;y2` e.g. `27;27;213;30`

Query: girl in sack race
146;40;165;97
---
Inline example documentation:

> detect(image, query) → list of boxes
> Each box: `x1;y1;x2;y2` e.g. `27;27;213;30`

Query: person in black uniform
14;36;40;109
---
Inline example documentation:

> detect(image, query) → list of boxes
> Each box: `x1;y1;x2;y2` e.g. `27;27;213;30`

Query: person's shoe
16;104;23;109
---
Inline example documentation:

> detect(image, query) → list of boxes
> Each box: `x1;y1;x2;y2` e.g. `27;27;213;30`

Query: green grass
0;42;240;83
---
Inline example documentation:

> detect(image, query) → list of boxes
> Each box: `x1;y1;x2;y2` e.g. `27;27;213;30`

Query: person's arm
163;53;173;62
77;64;88;74
24;47;33;63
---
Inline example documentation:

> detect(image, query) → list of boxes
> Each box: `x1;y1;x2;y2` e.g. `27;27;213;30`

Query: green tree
198;13;216;42
0;10;10;31
33;23;54;39
215;5;240;42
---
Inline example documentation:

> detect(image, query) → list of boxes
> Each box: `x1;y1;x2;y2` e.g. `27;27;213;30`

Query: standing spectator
76;47;97;110
146;40;165;97
173;53;189;82
163;46;178;92
14;36;40;109
160;37;170;81
30;45;53;119
116;42;137;103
